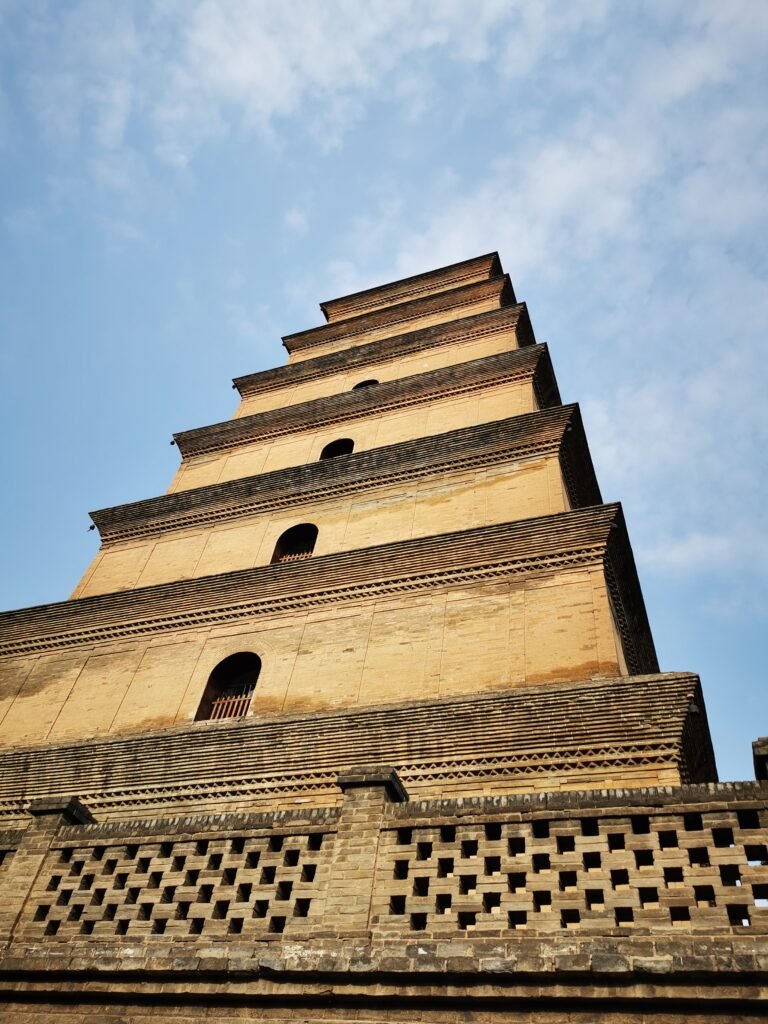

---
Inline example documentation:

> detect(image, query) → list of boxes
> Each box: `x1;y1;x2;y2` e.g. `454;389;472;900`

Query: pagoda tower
0;253;765;1020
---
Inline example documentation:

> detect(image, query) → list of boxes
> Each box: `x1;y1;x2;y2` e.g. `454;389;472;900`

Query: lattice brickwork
375;806;768;935
22;829;331;941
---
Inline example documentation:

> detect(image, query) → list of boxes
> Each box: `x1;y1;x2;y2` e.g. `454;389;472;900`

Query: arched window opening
271;523;318;564
352;379;379;390
195;652;261;722
320;438;354;460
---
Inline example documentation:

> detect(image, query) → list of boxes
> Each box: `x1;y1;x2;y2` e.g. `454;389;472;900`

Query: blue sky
1;1;766;780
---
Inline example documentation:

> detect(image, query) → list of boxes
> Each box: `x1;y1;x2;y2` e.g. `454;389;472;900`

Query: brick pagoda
0;253;766;1020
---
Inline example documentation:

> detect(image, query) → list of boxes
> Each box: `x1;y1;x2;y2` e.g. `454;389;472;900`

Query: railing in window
208;686;255;721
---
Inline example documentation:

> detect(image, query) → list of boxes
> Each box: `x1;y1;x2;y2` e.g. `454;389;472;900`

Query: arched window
195;652;261;722
352;379;379;390
271;523;318;564
320;438;354;460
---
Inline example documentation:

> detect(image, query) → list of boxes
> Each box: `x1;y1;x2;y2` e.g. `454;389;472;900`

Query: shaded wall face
0;565;626;748
73;455;570;598
167;378;538;493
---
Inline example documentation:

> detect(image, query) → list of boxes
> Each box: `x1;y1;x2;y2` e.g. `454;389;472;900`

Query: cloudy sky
1;1;766;779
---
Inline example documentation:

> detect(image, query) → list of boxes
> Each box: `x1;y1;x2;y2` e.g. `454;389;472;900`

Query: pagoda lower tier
0;672;714;826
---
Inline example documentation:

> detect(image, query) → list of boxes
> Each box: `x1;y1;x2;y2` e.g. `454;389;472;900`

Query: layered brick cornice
177;344;559;459
92;405;599;544
0;505;656;672
283;274;516;355
319;251;502;322
0;673;709;821
234;304;534;399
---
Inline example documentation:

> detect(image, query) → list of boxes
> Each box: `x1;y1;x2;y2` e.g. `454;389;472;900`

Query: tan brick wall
0;565;624;747
288;294;502;363
168;378;537;493
236;331;518;417
74;455;567;598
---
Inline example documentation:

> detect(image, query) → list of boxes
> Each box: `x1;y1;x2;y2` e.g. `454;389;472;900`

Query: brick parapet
0;776;765;1009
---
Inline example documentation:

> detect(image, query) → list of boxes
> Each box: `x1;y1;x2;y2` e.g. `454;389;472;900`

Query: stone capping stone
234;302;533;397
754;736;768;780
28;797;94;825
319;251;501;323
282;273;516;355
337;767;408;803
91;405;595;544
0;505;654;669
175;344;558;459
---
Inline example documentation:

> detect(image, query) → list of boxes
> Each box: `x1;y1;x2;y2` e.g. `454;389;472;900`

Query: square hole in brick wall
631;815;650;834
223;868;237;885
136;857;150;873
237;883;252;902
246;852;260;869
458;911;476;930
508;872;526;893
461;840;478;858
196;840;209;856
664;867;684;887
694;885;716;907
185;869;200;886
389;895;406;915
634;850;654;869
284;849;300;867
532;854;550;872
607;833;625;851
611;869;629;890
198;884;214;903
436;893;452;914
416;842;432;861
559;872;577;892
556;836;575;854
253;901;269;918
440;825;456;843
308;834;324;851
485;823;502;841
152;919;166;935
484;857;501;875
508;836;525;856
80;920;94;936
47;875;61;891
269;916;286;933
228;917;243;934
44;920;60;936
483;892;501;913
508;910;527;929
532;821;550;839
160;842;173;858
737;809;761;830
104;904;117;921
413;877;429;897
189;918;204;935
720;865;742;887
459;875;476;894
294;899;311;918
670;906;691;925
59;849;73;864
34;905;49;921
658;831;679;849
176;902;190;920
561;909;580;929
260;867;276;885
397;828;413;846
639;887;659;907
276;881;293;901
116;920;129;936
746;845;768;866
208;853;222;870
533;891;552;913
713;827;735;848
615;907;634;926
268;836;284;853
437;858;454;878
688;847;710;867
56;889;72;907
583;851;601;870
212;900;229;920
410;913;427;931
683;812;703;831
581;819;599;837
585;889;604;909
301;864;317;883
231;838;246;854
727;905;751;927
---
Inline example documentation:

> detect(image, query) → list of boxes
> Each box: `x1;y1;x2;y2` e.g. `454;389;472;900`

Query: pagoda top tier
319;252;503;324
